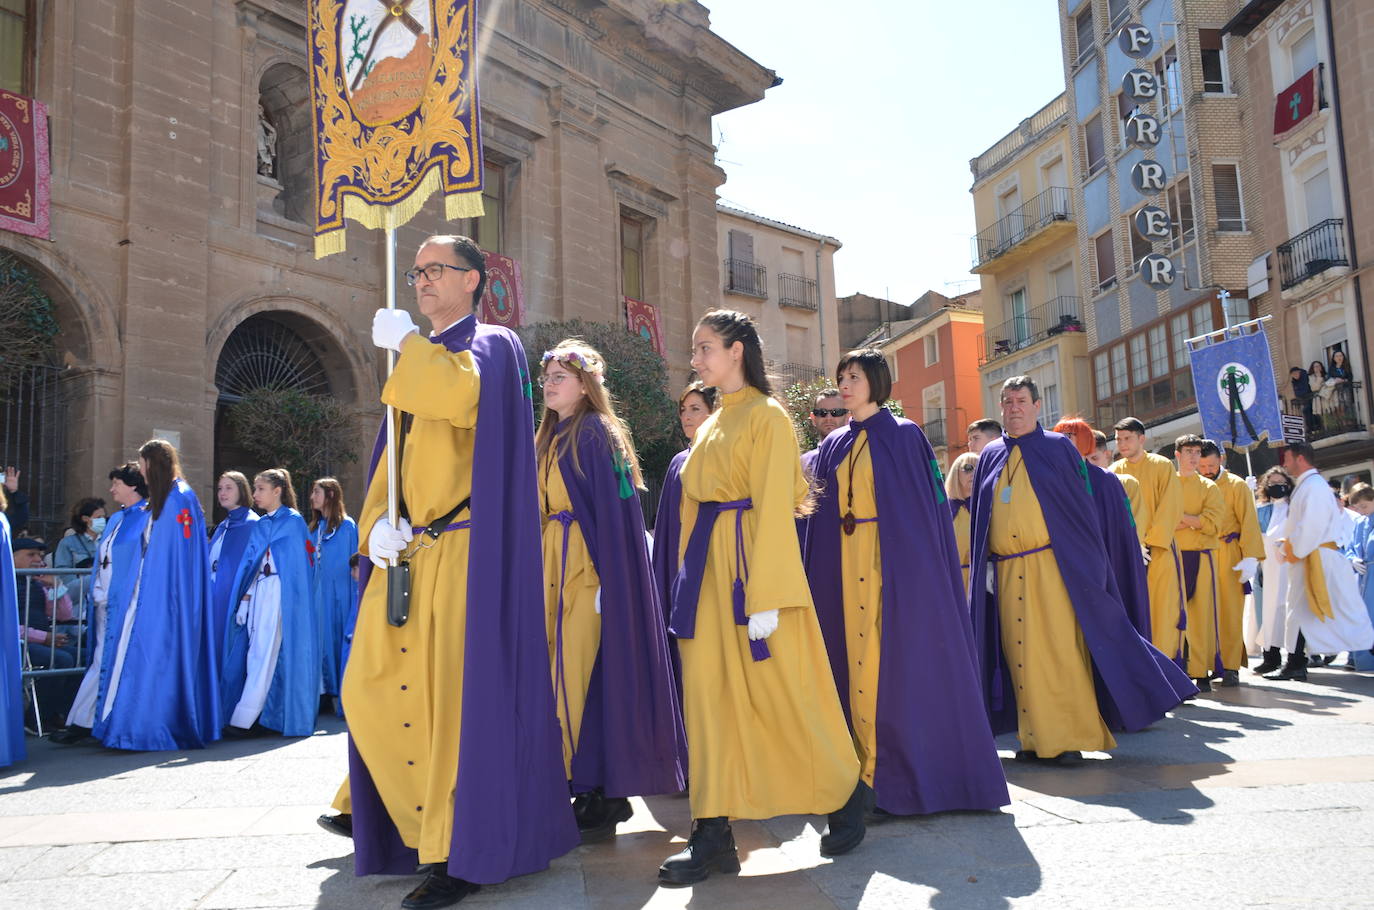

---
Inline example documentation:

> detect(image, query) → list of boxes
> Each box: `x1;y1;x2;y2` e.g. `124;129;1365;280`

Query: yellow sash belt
1283;540;1339;621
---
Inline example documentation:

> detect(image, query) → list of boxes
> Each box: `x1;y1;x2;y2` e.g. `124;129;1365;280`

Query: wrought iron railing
971;187;1073;268
1285;380;1366;441
979;296;1084;364
970;95;1068;181
724;258;768;298
769;361;823;389
778;273;819;310
923;417;947;448
1277;218;1349;290
1;363;68;541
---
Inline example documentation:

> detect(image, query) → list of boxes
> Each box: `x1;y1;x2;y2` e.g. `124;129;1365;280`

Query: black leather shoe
1013;749;1039;763
1266;661;1308;681
1252;648;1283;675
223;722;270;739
576;792;633;844
658;817;740;886
1215;669;1240;687
49;725;94;745
317;813;352;838
1192;677;1212;692
400;867;480;909
820;781;868;857
1051;751;1084;766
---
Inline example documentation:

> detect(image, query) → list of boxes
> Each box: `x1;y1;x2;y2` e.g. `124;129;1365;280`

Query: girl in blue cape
1344;484;1374;671
51;463;151;745
308;477;359;708
92;440;221;750
0;487;24;767
536;340;685;844
208;471;259;667
804;349;1008;853
221;468;319;737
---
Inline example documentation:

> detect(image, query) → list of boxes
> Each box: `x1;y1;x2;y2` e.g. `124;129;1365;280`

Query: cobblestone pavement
3;666;1373;909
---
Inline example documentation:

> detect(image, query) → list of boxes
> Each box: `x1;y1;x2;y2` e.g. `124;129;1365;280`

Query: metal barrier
17;567;91;736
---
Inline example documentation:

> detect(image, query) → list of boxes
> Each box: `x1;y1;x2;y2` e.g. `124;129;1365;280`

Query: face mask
1267;483;1292;499
90;516;107;534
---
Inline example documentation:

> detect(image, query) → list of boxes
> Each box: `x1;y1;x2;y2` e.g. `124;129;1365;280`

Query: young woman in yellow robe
659;310;858;887
1174;434;1226;689
947;451;979;598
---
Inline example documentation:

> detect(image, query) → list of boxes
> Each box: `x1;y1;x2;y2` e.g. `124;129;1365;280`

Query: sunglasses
960;463;976;473
812;408;849;418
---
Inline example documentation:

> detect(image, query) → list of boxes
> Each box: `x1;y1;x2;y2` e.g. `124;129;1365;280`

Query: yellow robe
539;448;602;778
1111;454;1186;659
1118;473;1150;543
993;448;1115;758
336;333;478;864
678;386;858;819
952;503;972;596
1212;471;1264;670
1177;473;1224;679
836;432;882;785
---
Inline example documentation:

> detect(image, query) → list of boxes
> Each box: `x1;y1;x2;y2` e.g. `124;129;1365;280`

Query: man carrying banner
1111;418;1187;665
1198;440;1264;686
1174;435;1225;691
1265;442;1374;681
335;235;577;908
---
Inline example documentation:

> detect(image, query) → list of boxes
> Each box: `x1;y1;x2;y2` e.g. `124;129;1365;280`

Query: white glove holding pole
1233;557;1259;585
368;517;413;569
747;608;779;641
1142;544;1152;565
372;308;420;352
1245;475;1258;492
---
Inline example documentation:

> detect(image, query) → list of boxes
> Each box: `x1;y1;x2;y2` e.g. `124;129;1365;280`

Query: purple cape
797;447;819;542
1089;465;1152;638
556;419;685;796
804;409;1008;814
649;449;688;737
968;426;1195;736
346;314;577;884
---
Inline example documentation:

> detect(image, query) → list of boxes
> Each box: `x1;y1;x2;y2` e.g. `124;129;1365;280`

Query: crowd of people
2;232;1372;910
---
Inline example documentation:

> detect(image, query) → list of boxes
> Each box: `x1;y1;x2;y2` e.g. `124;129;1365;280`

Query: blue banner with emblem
308;0;483;258
1187;320;1284;452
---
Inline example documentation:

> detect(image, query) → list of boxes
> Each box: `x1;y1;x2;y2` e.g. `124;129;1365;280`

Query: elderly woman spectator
13;536;80;730
53;497;106;616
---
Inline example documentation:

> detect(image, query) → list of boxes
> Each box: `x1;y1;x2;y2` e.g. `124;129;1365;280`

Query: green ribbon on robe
929;458;946;504
612;450;634;499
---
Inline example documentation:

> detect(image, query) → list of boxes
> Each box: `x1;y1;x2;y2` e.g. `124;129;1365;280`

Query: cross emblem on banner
1289;91;1303;121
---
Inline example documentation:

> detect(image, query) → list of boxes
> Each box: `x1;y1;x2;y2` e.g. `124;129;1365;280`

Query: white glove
1142;544;1152;565
747;609;779;641
594;587;602;615
372;308;419;352
1353;559;1368;576
1233;557;1259;585
367;517;413;569
986;563;996;595
235;596;250;626
1245;475;1258;492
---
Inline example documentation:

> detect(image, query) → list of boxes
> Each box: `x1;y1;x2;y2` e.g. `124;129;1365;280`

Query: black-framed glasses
812;407;849;418
403;263;472;286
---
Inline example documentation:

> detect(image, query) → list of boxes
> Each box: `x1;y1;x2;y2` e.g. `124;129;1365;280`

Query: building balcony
768;360;823;389
923;416;946;449
971;188;1074;273
977;296;1084;366
778;272;819;311
1278;218;1350;294
724;258;768;298
1286;381;1367;443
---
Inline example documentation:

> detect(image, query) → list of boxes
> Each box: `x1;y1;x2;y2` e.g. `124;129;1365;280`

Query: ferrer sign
1119;22;1176;291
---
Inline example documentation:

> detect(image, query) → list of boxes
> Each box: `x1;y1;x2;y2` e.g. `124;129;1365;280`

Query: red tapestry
625;297;664;357
1274;66;1319;136
479;251;524;328
0;91;50;240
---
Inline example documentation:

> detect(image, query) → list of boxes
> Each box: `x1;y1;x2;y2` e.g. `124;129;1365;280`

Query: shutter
728;230;754;263
1212;164;1244;229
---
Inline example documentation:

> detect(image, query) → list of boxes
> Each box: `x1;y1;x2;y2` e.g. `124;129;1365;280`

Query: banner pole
385;226;399;557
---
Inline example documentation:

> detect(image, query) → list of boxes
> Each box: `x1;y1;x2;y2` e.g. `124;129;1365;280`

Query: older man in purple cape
332;236;576;910
804;406;1008;816
969;377;1194;763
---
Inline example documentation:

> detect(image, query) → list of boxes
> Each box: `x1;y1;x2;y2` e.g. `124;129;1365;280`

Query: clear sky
705;1;1068;304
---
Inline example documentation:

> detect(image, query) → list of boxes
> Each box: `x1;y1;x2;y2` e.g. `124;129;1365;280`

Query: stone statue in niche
257;103;278;178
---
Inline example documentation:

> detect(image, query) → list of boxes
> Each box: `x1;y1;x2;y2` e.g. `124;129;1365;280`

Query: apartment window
1170;313;1190;368
1289;26;1319;79
1213;163;1246;231
1095;299;1225;425
1093;229;1117;292
1154;46;1181;114
1223;295;1253;327
1301;166;1333;228
1148;325;1169;377
1107;0;1130;30
1127;210;1153;270
621;215;644;301
473;162;505;254
1167;177;1195;249
1192;303;1213;336
1094;352;1112;401
1043;383;1061;426
1200;29;1228;93
1116;92;1139;147
1009;287;1029;344
923;333;939;366
1129;335;1149;385
1083;115;1106;176
1110;344;1128;394
0;0;32;94
1074;6;1095;65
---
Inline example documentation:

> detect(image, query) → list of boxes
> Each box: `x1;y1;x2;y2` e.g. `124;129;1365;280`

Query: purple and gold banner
308;0;483;258
0;91;50;241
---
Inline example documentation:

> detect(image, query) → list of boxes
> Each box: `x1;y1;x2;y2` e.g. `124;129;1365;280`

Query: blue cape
558;418;685;797
90;503;150;732
93;481;221;750
347;314;578;884
804;409;1008;814
208;506;259;666
0;513;24;767
1090;465;1152;638
968;426;1195;736
222;507;319;736
312;516;359;697
1347;515;1374;670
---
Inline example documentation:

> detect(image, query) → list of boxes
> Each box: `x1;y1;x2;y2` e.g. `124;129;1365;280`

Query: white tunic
1258;500;1291;651
1281;469;1374;653
67;526;121;728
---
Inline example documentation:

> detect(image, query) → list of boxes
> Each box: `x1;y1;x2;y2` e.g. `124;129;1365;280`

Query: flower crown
542;349;605;383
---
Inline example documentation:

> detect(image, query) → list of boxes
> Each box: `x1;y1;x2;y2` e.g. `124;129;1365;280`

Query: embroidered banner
479;250;523;328
1274;65;1320;137
0;91;50;241
625;297;664;357
307;0;483;258
1187;319;1284;452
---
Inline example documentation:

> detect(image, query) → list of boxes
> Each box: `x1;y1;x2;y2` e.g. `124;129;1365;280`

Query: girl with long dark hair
207;472;258;668
308;477;358;706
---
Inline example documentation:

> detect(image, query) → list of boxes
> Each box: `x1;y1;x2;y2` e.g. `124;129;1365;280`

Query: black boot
574;789;633;843
820;781;868;857
400;866;480;909
1192;677;1213;692
49;724;94;745
658;817;739;886
1252;647;1282;675
316;812;352;838
1266;655;1308;681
